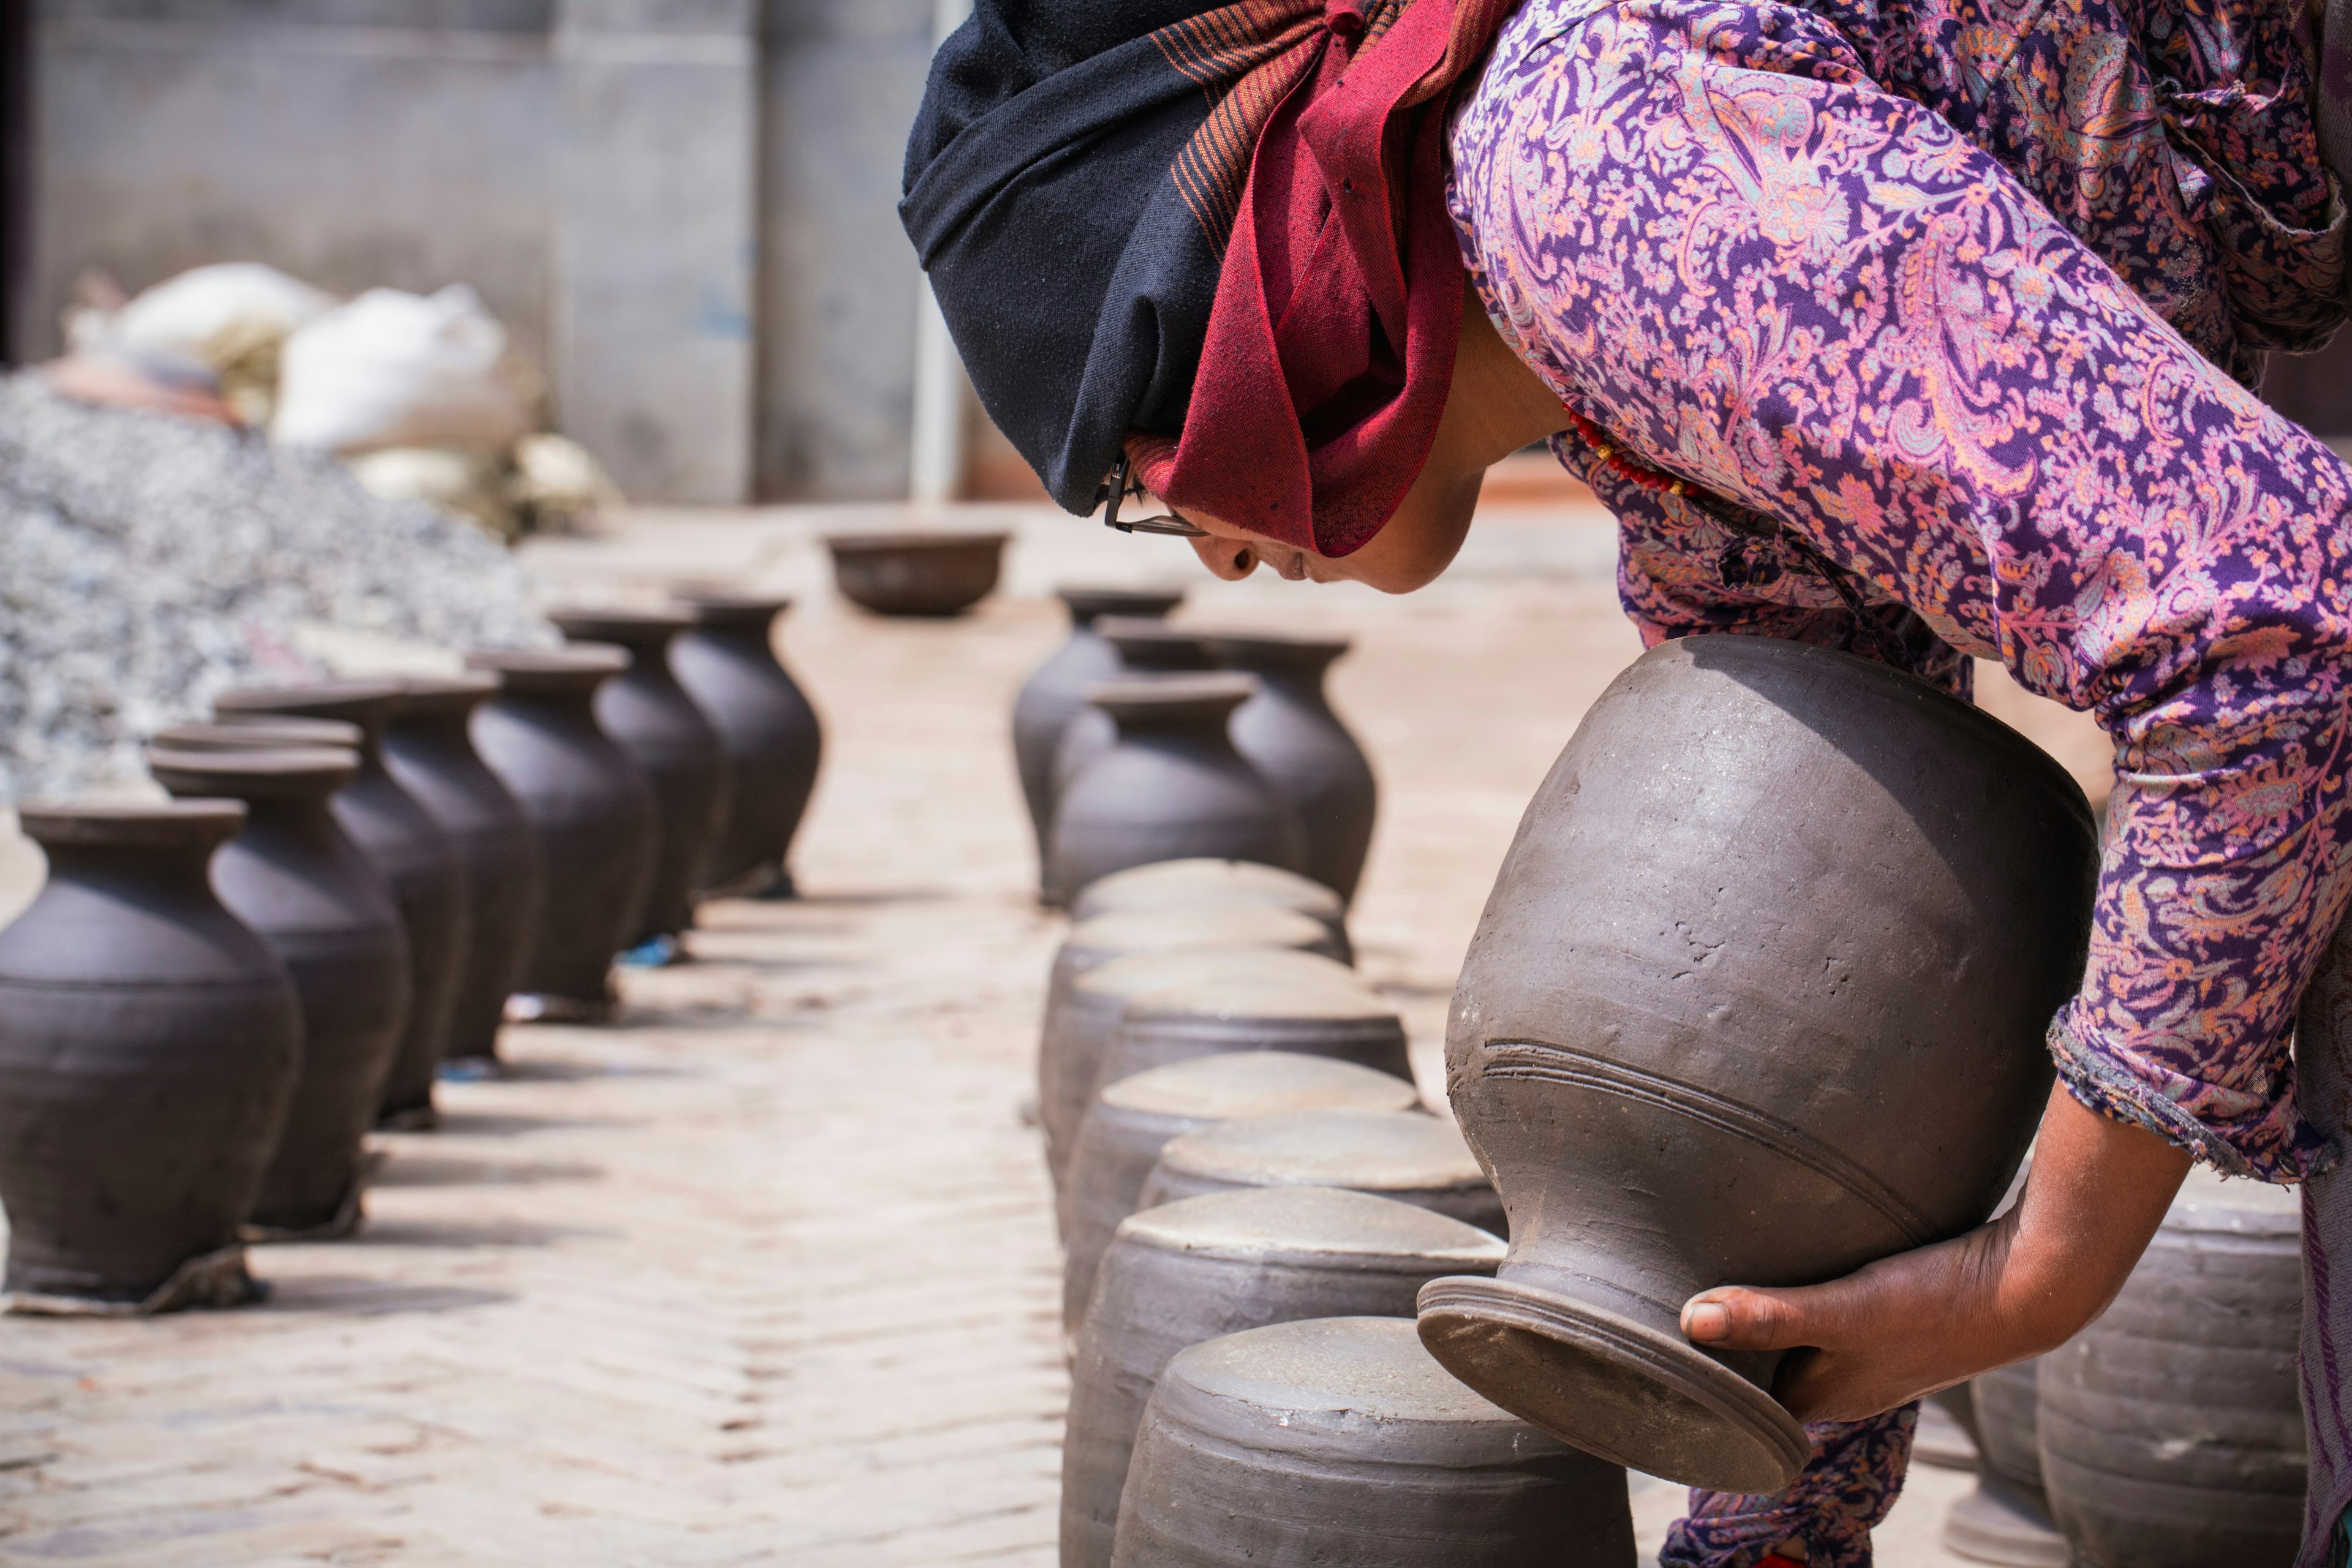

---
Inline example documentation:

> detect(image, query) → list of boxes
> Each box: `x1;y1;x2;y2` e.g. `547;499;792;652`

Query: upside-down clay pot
1112;1317;1636;1567
1061;1188;1506;1568
1060;1050;1424;1331
1050;619;1219;812
148;747;412;1238
1046;674;1305;908
1418;636;2096;1494
1039;906;1347;1180
1013;589;1185;892
0;804;300;1313
1943;1362;2066;1567
825;530;1007;617
2038;1169;2304;1567
549;609;729;948
214;681;469;1128
1200;632;1377;907
1141;1109;1504;1235
466;647;660;1017
1068;857;1349;956
383;675;545;1066
669;592;823;899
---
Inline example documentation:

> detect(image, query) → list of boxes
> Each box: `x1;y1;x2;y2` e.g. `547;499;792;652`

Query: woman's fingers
1681;1284;1825;1351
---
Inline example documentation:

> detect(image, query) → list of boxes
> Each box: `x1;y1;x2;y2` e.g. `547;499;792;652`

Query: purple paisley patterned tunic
1446;0;2348;1555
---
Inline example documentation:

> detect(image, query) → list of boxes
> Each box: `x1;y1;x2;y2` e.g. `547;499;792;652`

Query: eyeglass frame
1098;454;1208;537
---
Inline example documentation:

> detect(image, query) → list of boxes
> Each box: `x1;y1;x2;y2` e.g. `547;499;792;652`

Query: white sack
107;263;336;362
272;285;533;454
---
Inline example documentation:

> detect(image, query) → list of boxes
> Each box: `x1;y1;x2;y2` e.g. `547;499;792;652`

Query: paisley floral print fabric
1659;1409;1921;1568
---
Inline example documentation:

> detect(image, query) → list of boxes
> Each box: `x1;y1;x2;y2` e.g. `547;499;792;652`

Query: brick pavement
0;502;2064;1564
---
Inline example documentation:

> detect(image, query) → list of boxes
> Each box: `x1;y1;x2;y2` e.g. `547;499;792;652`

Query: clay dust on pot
148;745;411;1240
669;591;822;900
1140;1109;1503;1235
1112;1316;1635;1567
1419;635;2096;1494
1068;856;1349;956
1062;1188;1505;1568
1199;631;1377;907
0;802;300;1314
825;530;1007;617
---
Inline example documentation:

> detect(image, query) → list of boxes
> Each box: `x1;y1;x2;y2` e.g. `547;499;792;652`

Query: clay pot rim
1118;975;1392;1025
1084;671;1256;718
213;679;404;725
1156;1108;1485;1189
1066;903;1330;957
17;799;247;849
1115;1185;1507;1266
822;530;1010;556
1164;1316;1525;1427
1094;616;1212;647
147;745;360;794
158;718;366;752
395;673;502;714
672;589;792;624
1057;586;1184;622
1072;946;1359;1000
466;644;631;688
1101;1051;1419;1120
1073;857;1343;911
549;606;693;644
1197;629;1352;666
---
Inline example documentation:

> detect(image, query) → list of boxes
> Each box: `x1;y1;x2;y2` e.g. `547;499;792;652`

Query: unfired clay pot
1046;674;1304;907
1200;632;1377;907
1140;1110;1504;1235
0;804;300;1313
1061;1188;1506;1568
148;746;411;1238
825;530;1006;617
214;680;469;1127
550;609;729;948
466;647;660;1017
670;592;822;899
1943;1362;2065;1567
383;674;545;1066
1068;857;1349;956
1112;1316;1635;1567
1419;635;2097;1493
1060;1051;1425;1329
1013;588;1184;893
1051;619;1219;810
2038;1168;2304;1567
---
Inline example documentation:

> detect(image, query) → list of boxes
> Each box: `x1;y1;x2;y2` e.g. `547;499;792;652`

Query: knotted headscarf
902;0;1514;556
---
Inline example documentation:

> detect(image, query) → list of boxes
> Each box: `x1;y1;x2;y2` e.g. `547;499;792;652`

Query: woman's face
1180;499;1477;594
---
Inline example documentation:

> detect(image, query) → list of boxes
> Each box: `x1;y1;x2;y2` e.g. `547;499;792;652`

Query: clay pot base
6;1245;262;1317
507;992;619;1027
376;1104;440;1133
1416;1275;1807;1494
1943;1477;2068;1567
241;1180;365;1245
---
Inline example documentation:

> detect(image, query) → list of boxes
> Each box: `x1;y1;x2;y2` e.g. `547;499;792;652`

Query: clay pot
1113;1316;1635;1567
1013;589;1186;889
2038;1168;2304;1567
1061;1050;1424;1329
1063;1188;1506;1568
214;680;469;1128
465;647;660;1018
1068;857;1349;955
382;674;546;1067
1039;906;1348;1178
825;530;1007;617
1419;635;2097;1493
669;592;823;899
0;803;300;1313
1140;1109;1503;1235
1199;632;1376;907
1943;1362;2065;1567
148;746;411;1238
549;609;729;950
1051;619;1221;810
1046;674;1305;907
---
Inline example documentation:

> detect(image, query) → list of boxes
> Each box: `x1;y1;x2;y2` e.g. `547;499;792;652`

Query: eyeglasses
1098;454;1208;537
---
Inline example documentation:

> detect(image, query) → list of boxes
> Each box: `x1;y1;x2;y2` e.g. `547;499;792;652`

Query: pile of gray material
0;374;552;802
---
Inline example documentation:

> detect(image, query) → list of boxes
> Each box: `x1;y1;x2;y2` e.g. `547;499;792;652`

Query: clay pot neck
393;676;499;727
1088;674;1256;737
18;804;243;892
1203;634;1346;696
213;680;402;747
551;609;690;658
1060;588;1183;628
677;594;790;633
467;647;628;699
1097;616;1216;673
148;747;356;814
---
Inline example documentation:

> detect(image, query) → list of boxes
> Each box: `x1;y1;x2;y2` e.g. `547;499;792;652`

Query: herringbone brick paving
0;506;2037;1564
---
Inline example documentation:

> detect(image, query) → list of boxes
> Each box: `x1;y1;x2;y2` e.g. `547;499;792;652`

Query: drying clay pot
1944;1362;2065;1567
1061;1051;1423;1329
0;804;299;1313
383;674;545;1066
550;609;729;948
1062;1188;1506;1568
1112;1316;1635;1567
1050;619;1219;812
1068;857;1349;957
466;647;660;1017
148;746;410;1238
1013;588;1185;894
825;530;1006;617
1140;1109;1504;1235
1046;674;1304;907
1200;632;1377;907
2038;1168;2304;1567
670;592;823;899
215;680;469;1128
1420;635;2097;1494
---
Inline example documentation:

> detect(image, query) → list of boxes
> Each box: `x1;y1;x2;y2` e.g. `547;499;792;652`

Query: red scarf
1129;0;1516;556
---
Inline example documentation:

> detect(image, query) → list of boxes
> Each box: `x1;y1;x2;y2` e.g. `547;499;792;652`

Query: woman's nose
1188;533;1259;581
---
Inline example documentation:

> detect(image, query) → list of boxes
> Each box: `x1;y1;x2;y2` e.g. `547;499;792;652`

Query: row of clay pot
1011;589;1378;910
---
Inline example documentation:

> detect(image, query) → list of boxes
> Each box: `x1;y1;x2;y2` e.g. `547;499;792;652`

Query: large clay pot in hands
1141;1109;1504;1235
466;647;660;1019
148;746;412;1238
549;609;729;949
1062;1188;1506;1568
0;803;300;1313
1199;632;1377;907
2038;1169;2304;1567
213;680;469;1128
1046;674;1305;907
1069;857;1348;956
1051;619;1219;809
383;674;544;1067
1417;635;2097;1494
669;592;823;899
1012;588;1183;893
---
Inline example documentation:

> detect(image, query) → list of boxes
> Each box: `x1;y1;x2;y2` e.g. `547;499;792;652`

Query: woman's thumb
1681;1286;1821;1351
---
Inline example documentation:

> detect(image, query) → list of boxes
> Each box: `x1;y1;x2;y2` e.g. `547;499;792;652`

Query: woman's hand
1680;1084;2193;1422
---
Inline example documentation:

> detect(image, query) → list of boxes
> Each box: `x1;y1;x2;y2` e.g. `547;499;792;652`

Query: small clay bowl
824;531;1008;617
